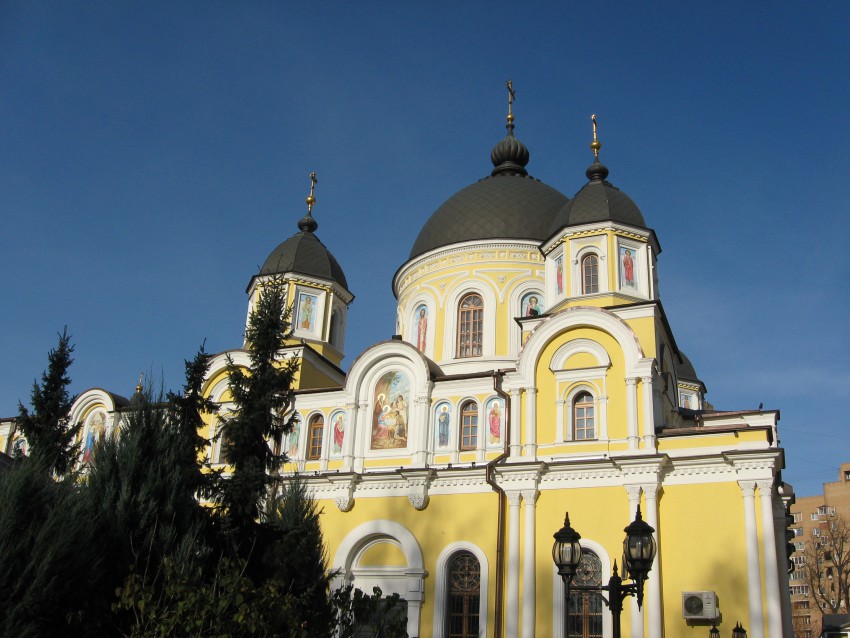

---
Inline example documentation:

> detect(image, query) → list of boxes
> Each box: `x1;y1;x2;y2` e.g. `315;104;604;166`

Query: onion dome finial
585;113;609;181
491;80;530;176
298;172;319;233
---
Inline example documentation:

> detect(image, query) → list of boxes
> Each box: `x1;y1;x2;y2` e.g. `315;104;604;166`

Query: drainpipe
486;370;511;638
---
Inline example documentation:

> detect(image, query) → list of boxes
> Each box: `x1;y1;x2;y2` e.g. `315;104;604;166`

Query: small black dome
259;225;348;290
676;351;699;382
409;134;568;259
549;160;646;235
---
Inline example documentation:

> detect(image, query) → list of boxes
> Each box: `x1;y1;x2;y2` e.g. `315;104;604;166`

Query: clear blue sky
2;2;848;497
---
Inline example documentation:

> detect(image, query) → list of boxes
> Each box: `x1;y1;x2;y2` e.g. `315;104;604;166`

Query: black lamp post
552;507;657;638
709;624;720;638
731;622;747;638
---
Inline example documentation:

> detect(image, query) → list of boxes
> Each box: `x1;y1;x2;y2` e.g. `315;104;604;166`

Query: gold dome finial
505;79;516;135
590;114;602;160
305;172;318;214
135;372;144;394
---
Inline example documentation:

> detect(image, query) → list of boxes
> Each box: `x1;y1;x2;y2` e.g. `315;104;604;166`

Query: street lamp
552;507;657;638
709;625;720;638
732;622;747;638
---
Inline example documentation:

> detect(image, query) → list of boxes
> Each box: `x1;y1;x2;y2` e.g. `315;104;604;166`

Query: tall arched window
457;293;483;357
573;392;596;440
567;550;603;638
460;401;478;451
446;551;481;638
581;254;599;294
307;414;324;460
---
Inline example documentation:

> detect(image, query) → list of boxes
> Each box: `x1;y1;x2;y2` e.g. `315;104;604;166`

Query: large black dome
409;134;569;259
256;214;349;291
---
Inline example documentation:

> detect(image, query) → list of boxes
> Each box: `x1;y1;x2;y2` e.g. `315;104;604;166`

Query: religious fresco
414;304;428;352
287;418;301;457
330;410;346;455
555;256;564;295
11;436;27;458
521;292;543;317
619;246;637;289
681;393;697;410
371;371;409;450
82;411;106;464
296;292;318;333
434;401;452;449
485;397;504;447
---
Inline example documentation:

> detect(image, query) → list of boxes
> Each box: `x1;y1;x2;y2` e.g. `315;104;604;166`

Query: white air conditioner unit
682;591;717;620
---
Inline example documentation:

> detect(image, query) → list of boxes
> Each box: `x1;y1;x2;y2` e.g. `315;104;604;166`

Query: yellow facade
58;118;793;638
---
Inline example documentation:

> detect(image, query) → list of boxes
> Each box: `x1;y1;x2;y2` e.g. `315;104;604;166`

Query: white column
506;491;522;638
643;484;663;638
522;489;538;638
640;376;656;450
343;401;359;471
625;486;644;638
523;388;537;458
757;480;783;638
414;395;430;465
625;378;639;449
510;389;522;458
740;480;765;638
556;399;567;441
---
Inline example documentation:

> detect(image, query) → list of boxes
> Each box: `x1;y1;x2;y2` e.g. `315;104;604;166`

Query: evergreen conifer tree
218;278;298;548
17;327;78;475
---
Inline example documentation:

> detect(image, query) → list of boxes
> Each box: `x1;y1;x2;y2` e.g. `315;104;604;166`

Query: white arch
332;520;426;638
514;306;647;388
433;542;490;638
550;338;612;371
552;538;613;638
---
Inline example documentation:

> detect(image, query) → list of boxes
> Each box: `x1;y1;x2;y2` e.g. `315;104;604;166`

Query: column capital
738;480;757;497
641;483;661;499
625;377;638;387
506;491;522;507
625;484;643;501
521;489;539;504
525;387;538;396
756;479;775;496
510;388;522;398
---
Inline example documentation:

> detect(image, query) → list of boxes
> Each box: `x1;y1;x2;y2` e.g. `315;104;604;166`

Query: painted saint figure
288;420;300;457
332;412;345;453
416;306;427;352
622;248;635;288
82;412;106;464
300;295;314;330
525;296;542;317
556;257;564;295
488;400;502;444
437;404;450;447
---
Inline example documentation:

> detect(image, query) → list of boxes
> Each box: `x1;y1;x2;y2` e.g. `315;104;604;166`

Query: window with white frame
581;254;599;295
573;392;596;441
456;293;483;358
445;551;481;638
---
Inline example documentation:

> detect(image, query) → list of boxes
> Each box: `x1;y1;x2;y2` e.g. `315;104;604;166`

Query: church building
11;95;794;637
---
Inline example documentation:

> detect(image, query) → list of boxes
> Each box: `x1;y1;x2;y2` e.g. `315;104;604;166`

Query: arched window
581;254;599;294
457;293;483;357
446;551;481;638
460;401;478;451
573;392;596;440
567;550;603;638
307;414;324;460
329;311;339;348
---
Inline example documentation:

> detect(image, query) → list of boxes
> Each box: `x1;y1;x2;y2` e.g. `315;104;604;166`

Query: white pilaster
757;480;783;638
523;388;537;458
642;484;663;638
510;389;522;458
740;480;765;638
556;399;566;441
625;378;639;449
414;395;430;465
521;489;538;638
640;376;656;450
506;491;522;638
625;485;644;638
